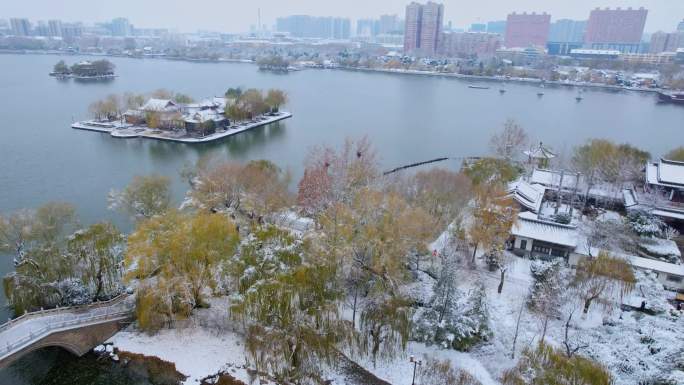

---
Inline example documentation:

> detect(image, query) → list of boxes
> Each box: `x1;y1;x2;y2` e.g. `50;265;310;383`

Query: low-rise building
123;97;229;136
510;211;578;260
624;158;684;223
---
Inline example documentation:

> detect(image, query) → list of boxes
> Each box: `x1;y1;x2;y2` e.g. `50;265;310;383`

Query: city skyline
3;0;683;34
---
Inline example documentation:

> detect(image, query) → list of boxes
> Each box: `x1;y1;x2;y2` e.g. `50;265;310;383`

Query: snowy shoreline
71;112;292;144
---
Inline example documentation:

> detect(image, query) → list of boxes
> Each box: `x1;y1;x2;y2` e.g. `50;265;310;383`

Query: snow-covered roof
142;98;177;111
629;255;684;277
532;168;622;200
511;211;578;248
184;109;226;124
530;168;579;190
657;159;684;187
508;179;545;213
523;142;556;160
646;159;684;188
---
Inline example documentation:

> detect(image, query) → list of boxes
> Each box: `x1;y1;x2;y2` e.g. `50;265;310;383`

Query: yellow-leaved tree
126;211;239;332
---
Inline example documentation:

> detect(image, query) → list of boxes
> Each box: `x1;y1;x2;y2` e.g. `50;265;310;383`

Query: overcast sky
4;0;683;34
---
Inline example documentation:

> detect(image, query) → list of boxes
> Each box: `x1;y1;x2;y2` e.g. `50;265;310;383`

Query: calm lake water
0;53;683;384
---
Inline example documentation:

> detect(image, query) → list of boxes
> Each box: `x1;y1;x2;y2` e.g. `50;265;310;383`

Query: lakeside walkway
72;112;292;143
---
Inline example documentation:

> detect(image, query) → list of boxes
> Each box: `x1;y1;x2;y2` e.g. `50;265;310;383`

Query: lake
0;52;682;384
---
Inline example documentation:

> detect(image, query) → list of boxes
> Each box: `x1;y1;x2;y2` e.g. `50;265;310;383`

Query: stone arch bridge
0;294;134;368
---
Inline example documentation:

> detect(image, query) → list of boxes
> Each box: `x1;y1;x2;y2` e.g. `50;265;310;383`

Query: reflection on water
0;347;170;385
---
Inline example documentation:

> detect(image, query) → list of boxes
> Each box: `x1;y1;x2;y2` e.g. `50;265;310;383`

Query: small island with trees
50;59;117;80
71;87;291;143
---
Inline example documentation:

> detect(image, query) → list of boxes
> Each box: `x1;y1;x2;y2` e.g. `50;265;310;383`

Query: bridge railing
0;293;132;333
0;308;133;357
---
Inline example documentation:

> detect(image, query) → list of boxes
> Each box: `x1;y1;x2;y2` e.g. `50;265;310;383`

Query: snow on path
350;341;500;385
108;327;253;385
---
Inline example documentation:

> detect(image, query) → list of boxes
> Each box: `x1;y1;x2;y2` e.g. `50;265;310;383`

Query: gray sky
4;0;683;33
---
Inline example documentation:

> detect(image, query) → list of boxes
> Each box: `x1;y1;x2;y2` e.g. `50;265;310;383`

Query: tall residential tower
584;7;647;53
403;2;444;56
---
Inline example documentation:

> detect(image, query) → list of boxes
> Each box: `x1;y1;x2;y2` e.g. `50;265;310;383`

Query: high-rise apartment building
439;31;501;57
378;14;402;34
677;19;684;32
504;12;551;48
356;19;376;37
547;19;586;55
10;18;31;36
403;2;443;56
650;31;684;53
48;20;63;37
584;7;647;53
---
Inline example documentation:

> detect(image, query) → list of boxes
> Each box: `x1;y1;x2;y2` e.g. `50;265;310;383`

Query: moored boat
657;91;684;105
468;85;490;90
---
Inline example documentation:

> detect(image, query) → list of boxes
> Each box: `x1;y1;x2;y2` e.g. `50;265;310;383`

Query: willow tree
321;188;430;362
1;203;78;314
189;161;246;212
502;343;613;385
229;226;353;384
264;89;288;112
404;168;473;234
571;251;636;314
109;175;171;220
66;222;124;301
665;146;684;162
127;211;239;330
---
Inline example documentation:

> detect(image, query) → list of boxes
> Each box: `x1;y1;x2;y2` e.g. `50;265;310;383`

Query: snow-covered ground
107;297;257;385
639;237;682;261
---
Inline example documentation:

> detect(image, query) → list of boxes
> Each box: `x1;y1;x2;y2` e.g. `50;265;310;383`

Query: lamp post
410;355;422;385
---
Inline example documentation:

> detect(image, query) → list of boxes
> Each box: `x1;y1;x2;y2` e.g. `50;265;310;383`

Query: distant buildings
48;20;63;37
469;23;486;32
378;14;403;35
650;31;684;53
585;7;647;53
10;18;31;36
547;19;586;55
439;31;501;57
486;20;506;35
276;15;351;39
403;1;444;56
678;19;684;32
356;15;403;41
504;12;551;48
356;19;377;37
111;18;132;37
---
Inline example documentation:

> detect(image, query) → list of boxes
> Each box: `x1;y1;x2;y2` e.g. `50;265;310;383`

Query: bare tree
489;119;529;161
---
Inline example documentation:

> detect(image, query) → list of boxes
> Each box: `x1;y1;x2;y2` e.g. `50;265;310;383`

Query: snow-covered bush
502;343;613;385
412;283;491;351
625;210;665;238
527;259;565;312
552;212;572;225
417;354;482;385
57;278;92;306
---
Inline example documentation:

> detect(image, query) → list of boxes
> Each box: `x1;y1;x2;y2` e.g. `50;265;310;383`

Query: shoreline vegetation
1;49;674;95
49;58;116;80
2;129;684;384
72;87;291;143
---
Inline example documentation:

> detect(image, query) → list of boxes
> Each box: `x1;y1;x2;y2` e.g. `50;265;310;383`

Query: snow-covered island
71;88;291;143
